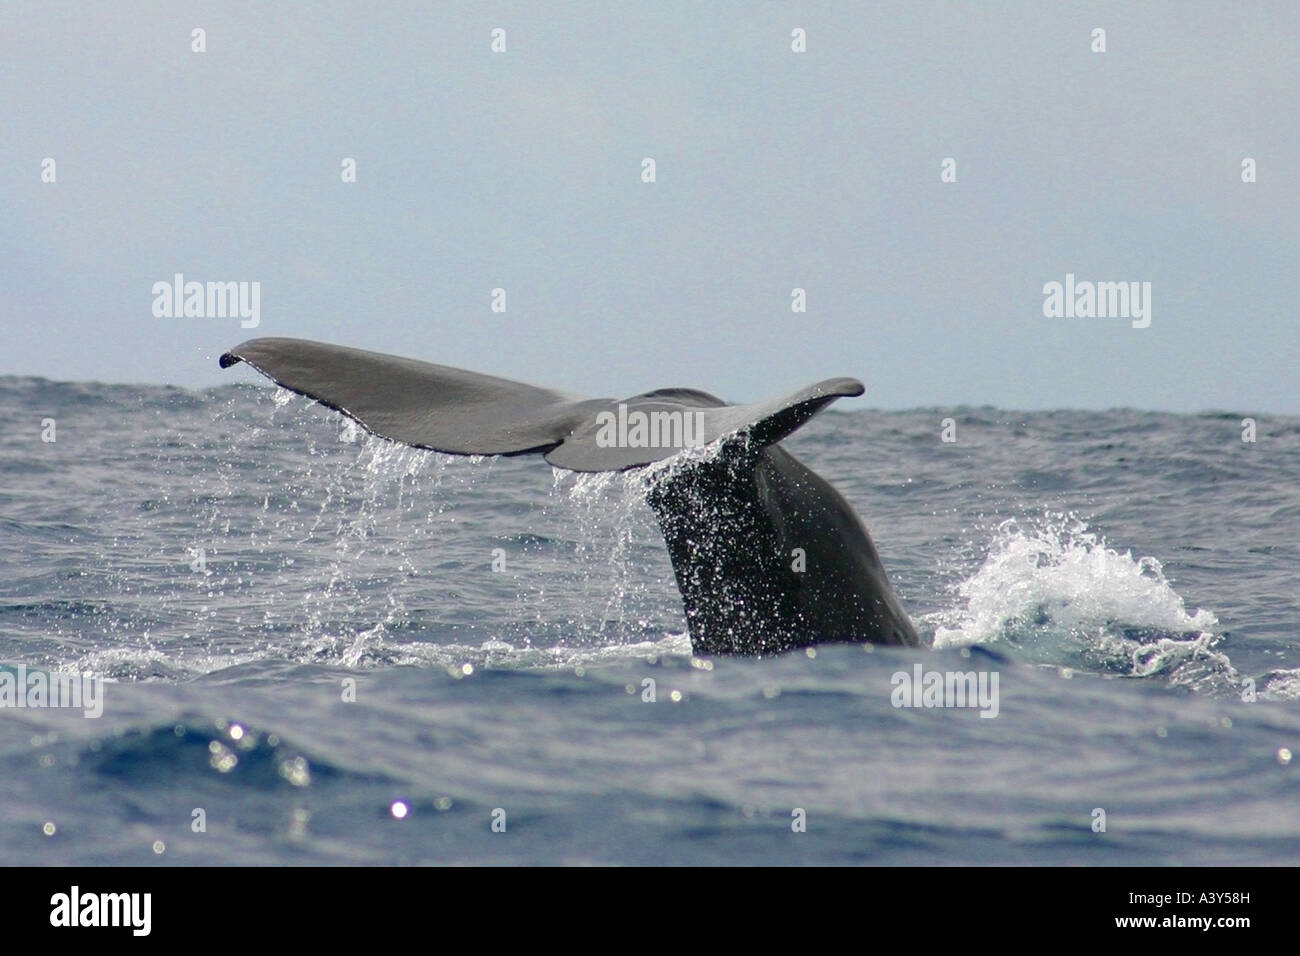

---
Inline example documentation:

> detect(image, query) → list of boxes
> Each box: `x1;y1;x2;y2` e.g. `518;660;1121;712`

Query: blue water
2;377;1297;865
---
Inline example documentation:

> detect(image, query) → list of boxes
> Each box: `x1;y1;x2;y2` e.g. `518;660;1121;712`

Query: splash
928;514;1232;690
191;390;686;671
547;466;679;647
309;630;693;673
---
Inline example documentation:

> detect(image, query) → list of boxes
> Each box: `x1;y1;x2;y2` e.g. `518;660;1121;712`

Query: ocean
1;376;1297;865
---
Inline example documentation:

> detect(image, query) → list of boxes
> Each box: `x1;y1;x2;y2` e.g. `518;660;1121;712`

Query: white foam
932;514;1217;647
928;514;1232;688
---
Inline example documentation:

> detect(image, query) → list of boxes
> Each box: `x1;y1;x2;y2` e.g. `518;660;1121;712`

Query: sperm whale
220;337;921;653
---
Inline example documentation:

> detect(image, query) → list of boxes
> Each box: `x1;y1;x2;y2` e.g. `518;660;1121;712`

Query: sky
2;1;1296;412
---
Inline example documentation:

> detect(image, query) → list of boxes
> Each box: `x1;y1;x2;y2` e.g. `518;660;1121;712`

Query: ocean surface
1;376;1297;866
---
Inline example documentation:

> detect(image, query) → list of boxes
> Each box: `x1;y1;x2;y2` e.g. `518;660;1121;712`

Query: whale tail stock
219;336;921;652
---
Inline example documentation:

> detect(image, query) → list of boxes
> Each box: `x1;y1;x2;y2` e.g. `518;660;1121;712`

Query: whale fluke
220;337;863;471
220;337;921;653
220;337;608;456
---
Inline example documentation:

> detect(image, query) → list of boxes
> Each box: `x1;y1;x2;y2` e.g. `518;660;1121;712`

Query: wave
926;513;1237;693
86;716;367;790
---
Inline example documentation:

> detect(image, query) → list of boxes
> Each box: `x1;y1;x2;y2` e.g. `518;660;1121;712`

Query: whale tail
219;337;862;471
220;336;920;653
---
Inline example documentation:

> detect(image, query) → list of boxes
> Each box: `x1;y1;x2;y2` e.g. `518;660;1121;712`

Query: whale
219;337;922;653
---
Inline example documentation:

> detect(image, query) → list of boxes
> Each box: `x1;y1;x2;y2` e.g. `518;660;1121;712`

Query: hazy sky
3;1;1296;412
